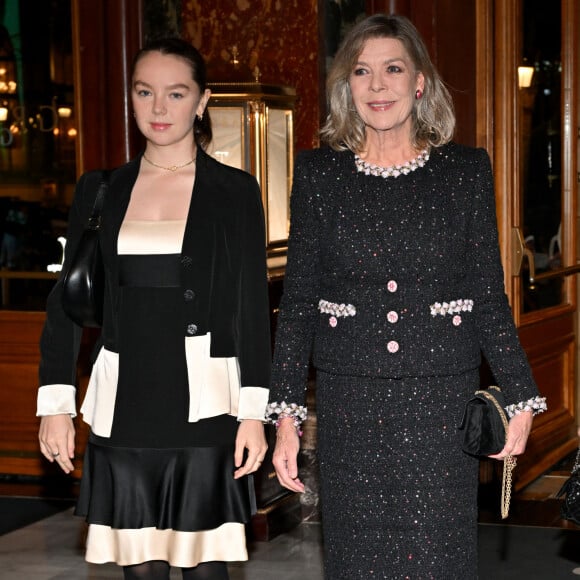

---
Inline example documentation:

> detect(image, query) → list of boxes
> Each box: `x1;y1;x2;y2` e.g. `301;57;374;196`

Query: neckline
354;148;430;178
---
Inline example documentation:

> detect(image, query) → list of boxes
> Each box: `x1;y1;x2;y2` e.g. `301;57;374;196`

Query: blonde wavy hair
320;13;455;152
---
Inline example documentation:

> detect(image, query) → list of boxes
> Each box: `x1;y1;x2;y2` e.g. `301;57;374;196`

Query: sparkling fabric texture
269;143;542;579
317;370;479;579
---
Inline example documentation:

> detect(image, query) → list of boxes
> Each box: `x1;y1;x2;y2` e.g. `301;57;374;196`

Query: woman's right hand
272;417;305;492
38;414;76;474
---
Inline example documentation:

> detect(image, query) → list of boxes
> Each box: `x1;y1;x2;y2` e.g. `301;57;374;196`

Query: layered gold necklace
142;153;195;172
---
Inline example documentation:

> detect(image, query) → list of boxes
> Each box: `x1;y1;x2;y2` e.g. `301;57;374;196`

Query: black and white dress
75;219;253;567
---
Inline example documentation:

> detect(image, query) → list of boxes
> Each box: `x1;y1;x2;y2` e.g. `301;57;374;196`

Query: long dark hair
132;37;213;150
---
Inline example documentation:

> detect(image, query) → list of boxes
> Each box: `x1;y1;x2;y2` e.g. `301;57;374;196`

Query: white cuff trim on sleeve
237;386;270;421
36;384;77;417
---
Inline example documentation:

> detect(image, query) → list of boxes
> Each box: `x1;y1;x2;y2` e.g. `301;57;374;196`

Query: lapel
180;149;217;294
99;157;140;271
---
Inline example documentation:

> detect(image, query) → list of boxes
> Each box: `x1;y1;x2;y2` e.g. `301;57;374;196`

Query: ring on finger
52;452;60;457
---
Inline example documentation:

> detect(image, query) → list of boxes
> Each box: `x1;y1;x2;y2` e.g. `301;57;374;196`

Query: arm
467;149;545;456
37;171;101;472
234;176;271;476
268;152;322;489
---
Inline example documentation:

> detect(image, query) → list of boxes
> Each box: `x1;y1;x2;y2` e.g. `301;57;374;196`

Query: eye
353;67;368;76
386;64;403;74
135;88;152;97
169;91;185;99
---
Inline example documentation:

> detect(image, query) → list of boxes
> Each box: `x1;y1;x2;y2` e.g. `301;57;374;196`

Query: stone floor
0;507;324;579
0;450;579;579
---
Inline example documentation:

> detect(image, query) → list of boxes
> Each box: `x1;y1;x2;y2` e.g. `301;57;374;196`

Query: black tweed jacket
270;142;539;408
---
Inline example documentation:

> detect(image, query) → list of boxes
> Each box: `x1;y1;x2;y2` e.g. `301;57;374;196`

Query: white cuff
36;384;77;417
237;386;269;421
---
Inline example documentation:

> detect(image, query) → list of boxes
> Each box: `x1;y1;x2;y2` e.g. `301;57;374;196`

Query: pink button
329;316;338;327
387;340;399;353
452;315;462;326
387;280;398;292
387;311;399;323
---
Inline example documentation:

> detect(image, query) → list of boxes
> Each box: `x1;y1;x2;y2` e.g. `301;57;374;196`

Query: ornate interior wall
181;0;322;152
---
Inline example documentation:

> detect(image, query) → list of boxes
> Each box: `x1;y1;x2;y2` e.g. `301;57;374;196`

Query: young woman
38;38;271;580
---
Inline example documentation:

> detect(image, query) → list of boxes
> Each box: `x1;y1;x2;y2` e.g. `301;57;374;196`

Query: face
131;51;210;146
349;37;424;138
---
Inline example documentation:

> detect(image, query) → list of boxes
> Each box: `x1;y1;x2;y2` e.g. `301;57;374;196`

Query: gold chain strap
501;455;517;519
474;387;517;519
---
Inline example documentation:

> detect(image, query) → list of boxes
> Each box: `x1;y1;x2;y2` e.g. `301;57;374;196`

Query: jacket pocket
185;332;241;421
80;346;119;437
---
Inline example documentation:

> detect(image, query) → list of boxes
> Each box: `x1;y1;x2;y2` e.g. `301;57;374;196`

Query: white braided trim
430;299;473;317
318;299;356;318
505;396;547;418
265;401;308;427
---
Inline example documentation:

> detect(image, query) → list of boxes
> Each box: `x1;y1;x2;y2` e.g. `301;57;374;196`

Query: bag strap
475;387;517;519
474;388;509;432
501;455;517;519
87;170;111;231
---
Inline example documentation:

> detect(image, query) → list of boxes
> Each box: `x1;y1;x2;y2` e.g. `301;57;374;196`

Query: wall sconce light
518;65;534;88
0;106;7;122
57;106;72;118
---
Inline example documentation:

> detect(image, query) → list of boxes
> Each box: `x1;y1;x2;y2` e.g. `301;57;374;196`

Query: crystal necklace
354;148;430;178
143;153;196;172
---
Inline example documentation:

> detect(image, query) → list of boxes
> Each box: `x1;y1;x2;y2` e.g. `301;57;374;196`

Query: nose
369;73;385;93
152;97;166;115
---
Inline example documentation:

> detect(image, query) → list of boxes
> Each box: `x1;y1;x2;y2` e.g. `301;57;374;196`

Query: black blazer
270;143;539;409
39;149;271;417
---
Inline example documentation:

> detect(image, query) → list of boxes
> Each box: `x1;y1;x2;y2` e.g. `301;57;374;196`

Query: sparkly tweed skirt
315;369;480;580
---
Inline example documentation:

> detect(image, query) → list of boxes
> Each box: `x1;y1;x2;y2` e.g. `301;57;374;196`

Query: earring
415;89;423;100
196;113;203;122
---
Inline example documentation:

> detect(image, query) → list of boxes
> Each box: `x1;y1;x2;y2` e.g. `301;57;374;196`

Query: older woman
267;13;546;579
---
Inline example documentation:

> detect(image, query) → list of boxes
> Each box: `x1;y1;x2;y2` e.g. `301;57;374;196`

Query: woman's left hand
488;410;533;460
233;419;268;479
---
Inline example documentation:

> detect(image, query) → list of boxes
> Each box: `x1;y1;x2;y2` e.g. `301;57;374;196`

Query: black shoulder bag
459;386;517;519
61;171;109;327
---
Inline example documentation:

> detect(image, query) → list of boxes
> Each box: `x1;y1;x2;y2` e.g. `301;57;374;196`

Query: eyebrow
133;80;191;91
355;57;407;66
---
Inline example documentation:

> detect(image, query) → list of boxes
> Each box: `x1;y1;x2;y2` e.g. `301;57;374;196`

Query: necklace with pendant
142;153;196;172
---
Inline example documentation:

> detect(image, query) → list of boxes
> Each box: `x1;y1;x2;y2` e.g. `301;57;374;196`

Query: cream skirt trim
85;522;248;567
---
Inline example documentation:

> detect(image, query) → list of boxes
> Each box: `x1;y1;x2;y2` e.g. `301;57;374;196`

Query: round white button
387;311;399;323
387;280;398;292
387;340;399;353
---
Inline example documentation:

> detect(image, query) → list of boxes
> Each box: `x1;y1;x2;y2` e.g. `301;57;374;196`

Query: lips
150;122;172;131
367;101;395;111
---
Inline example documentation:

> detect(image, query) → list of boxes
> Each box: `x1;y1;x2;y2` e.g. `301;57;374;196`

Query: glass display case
207;82;296;276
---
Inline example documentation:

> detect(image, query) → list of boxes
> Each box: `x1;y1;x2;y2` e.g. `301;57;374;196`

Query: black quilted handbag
557;447;580;525
61;171;109;327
